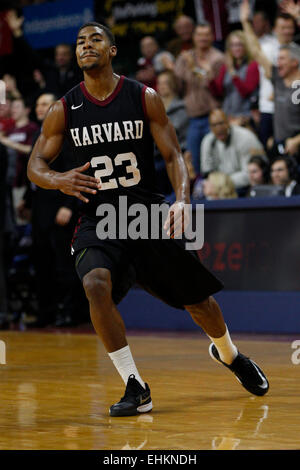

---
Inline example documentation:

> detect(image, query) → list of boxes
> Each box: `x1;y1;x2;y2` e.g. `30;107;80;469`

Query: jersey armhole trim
141;85;149;121
60;97;68;132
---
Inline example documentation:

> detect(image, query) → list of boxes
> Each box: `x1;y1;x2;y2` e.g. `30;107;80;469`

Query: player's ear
110;45;117;58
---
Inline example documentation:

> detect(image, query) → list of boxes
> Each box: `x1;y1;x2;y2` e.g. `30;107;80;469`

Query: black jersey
62;75;164;216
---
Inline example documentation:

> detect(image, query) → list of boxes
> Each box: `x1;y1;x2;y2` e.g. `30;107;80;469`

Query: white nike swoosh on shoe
71;103;83;109
252;362;269;389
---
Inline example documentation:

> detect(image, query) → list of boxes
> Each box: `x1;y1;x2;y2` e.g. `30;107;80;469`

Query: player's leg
185;296;237;365
77;248;152;416
185;296;269;396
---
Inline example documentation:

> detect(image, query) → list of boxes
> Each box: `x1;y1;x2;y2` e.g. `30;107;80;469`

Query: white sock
108;345;145;389
208;325;238;365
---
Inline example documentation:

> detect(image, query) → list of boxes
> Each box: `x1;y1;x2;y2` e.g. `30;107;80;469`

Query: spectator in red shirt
209;30;259;127
0;96;38;216
0;96;15;134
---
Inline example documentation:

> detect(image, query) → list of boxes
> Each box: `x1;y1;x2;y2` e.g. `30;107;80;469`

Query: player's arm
240;0;272;79
144;87;190;236
27;100;100;203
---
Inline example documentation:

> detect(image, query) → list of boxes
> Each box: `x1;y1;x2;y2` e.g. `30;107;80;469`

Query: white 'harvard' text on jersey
70;120;144;147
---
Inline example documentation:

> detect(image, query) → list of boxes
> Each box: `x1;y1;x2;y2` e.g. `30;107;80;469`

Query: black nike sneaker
209;344;269;396
109;375;153;417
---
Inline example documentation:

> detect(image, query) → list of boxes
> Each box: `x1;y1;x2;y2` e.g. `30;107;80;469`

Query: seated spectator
245;154;270;196
247;155;270;186
241;3;300;160
209;30;259;127
174;22;225;174
135;36;175;89
201;109;264;189
154;70;190;195
270;156;300;196
167;15;195;58
202;172;238;200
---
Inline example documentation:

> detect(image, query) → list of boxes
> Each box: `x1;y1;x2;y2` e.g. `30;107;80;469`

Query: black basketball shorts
73;215;223;310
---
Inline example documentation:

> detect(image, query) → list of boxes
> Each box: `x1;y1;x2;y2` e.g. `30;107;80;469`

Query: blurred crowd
1;0;300;329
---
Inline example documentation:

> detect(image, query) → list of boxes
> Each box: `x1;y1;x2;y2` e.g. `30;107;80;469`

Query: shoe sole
109;400;153;417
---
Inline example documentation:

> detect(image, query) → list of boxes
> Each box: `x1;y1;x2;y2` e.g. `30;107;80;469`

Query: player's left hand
164;201;190;239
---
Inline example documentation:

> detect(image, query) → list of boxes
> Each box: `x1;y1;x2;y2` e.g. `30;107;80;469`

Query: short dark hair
272;155;299;181
195;21;212;31
78;22;116;46
253;10;270;22
275;12;296;27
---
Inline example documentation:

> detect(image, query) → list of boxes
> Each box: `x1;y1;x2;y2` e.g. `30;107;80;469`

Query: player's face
271;161;290;185
248;163;264;186
76;26;116;71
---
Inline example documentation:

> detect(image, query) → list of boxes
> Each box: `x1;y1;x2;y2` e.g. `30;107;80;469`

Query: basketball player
27;22;269;417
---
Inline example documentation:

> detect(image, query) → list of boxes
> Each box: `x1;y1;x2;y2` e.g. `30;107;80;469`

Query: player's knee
83;268;112;301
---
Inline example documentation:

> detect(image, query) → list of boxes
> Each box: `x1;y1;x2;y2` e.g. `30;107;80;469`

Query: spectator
202;172;238;200
155;70;190;195
174;22;225;174
19;93;85;327
270;156;300;196
201;109;264;189
245;154;270;196
157;70;189;151
241;9;300;160
191;0;229;51
0;96;15;134
247;155;270;186
252;10;273;38
0;96;38;216
241;1;297;148
135;36;175;89
209;30;259;126
167;15;195;58
6;10;82;98
0;143;9;330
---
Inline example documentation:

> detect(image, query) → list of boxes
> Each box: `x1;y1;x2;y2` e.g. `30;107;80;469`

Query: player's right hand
55;162;101;203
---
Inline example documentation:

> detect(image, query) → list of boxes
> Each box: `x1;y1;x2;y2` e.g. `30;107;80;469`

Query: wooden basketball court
0;330;299;450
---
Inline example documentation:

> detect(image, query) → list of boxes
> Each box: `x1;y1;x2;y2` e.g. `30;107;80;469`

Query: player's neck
83;68;120;101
